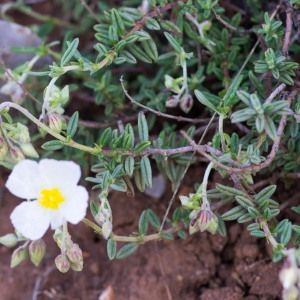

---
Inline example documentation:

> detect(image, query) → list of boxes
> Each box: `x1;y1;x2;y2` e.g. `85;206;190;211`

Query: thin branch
265;83;286;104
80;0;101;23
120;77;208;124
212;8;252;34
282;7;294;56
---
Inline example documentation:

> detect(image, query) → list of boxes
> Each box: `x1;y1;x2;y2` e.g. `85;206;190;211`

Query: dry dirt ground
0;166;294;300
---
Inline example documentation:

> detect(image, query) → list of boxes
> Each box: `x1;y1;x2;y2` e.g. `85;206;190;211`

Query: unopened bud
10;246;28;268
14;123;31;144
180;94;193;113
20;143;39;158
0;233;18;247
1;81;25;104
55;254;70;273
0;137;8;160
102;221;112;239
29;239;46;266
9;147;25;163
47;112;65;133
70;260;83;272
66;243;83;264
166;95;180;108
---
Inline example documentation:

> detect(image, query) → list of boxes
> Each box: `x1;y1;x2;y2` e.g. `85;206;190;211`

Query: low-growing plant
0;0;300;298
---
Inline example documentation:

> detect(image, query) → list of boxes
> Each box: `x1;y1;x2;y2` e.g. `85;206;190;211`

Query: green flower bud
66;243;83;265
70;260;83;272
47;112;64;133
29;239;46;266
15;123;31;144
20;143;39;158
9;147;25;163
10;246;28;268
55;254;70;273
206;213;219;234
0;233;18;247
0;137;8;160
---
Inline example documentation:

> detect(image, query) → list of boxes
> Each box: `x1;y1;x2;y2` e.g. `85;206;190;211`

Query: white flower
6;159;89;240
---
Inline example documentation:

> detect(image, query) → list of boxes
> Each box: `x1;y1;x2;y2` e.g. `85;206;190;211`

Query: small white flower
6;159;89;240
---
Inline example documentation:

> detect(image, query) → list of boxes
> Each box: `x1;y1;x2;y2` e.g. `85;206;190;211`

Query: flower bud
29;239;46;266
9;147;25;163
1;81;25;104
166;95;180;108
47;112;64;133
20;143;39;158
0;137;8;160
206;213;218;234
55;254;70;273
180;94;193;113
10;246;28;268
66;243;83;265
102;221;113;239
70;260;83;272
0;233;18;247
13;123;31;144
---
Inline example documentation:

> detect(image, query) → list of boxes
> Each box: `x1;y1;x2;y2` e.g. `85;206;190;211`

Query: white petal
10;202;50;240
61;186;89;224
6;160;41;199
38;159;81;188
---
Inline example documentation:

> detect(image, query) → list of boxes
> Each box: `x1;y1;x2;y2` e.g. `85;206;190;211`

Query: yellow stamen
38;188;65;209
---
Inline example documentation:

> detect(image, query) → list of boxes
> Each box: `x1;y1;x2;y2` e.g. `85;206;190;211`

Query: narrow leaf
107;238;116;260
138;210;149;234
116;243;139;259
41;140;63;151
67;111;79;137
140;156;152;188
61;38;79;66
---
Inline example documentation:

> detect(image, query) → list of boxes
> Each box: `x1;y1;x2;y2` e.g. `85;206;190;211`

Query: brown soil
0;166;287;300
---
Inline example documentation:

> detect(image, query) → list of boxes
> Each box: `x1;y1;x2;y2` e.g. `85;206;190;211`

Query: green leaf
142;38;158;61
90;200;99;218
216;213;227;237
98;127;112;147
162;232;174;240
111;8;126;36
140;156;152;187
164;32;181;53
145;17;160;30
138;210;149;234
247;223;260;231
280;221;292;245
235;196;254;209
250;230;266;238
253;185;277;203
138;112;149;142
124;156;134;176
61;38;79;66
221;206;246;221
127;44;152;63
41;140;63;151
195;90;220;114
134;141;151;155
133;168;146;192
223;75;243;105
107;238;117;260
216;184;246;197
116;243;139;259
264;115;277;141
177;230;187;239
248;207;260;218
67;111;79;137
237;213;253;223
148;209;161;229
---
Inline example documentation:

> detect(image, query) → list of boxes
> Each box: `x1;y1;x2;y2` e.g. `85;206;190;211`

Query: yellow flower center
37;188;65;209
